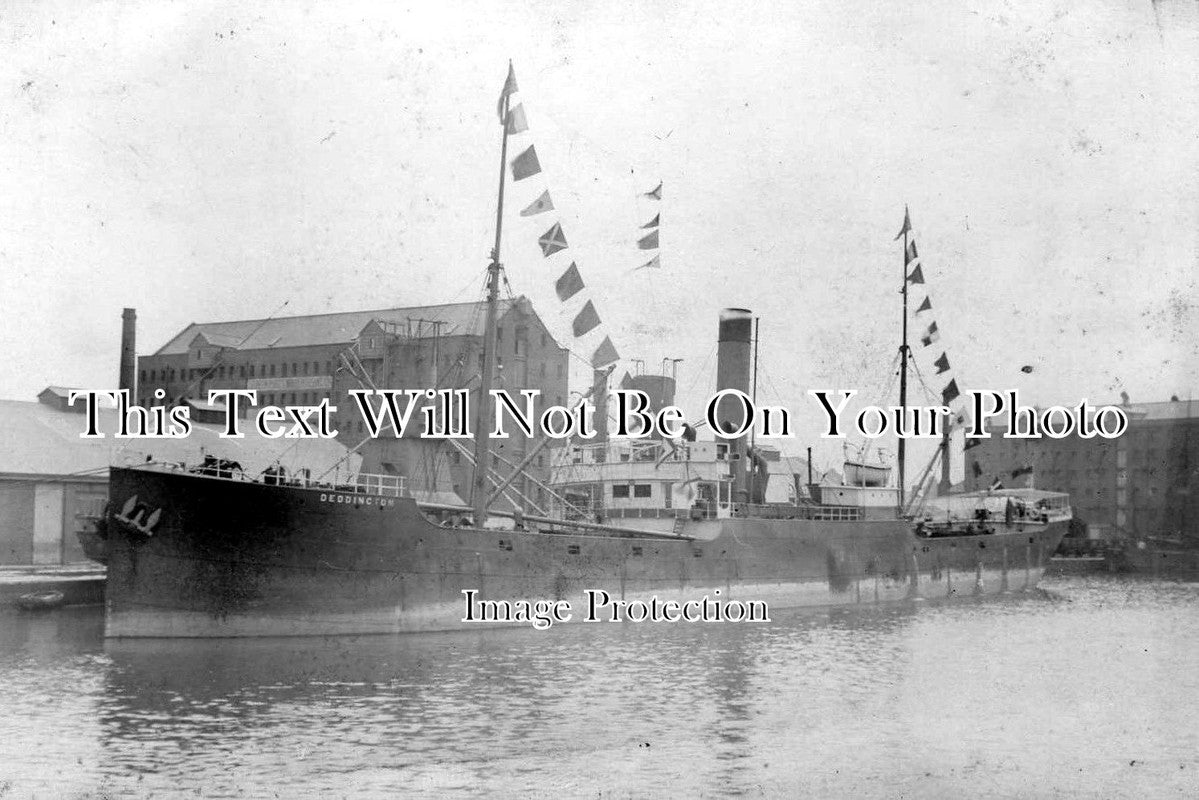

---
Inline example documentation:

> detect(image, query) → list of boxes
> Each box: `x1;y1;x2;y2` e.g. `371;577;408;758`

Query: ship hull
101;468;1068;638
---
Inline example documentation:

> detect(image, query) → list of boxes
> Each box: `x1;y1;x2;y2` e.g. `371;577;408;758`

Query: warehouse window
634;484;652;498
613;485;630;498
270;364;276;377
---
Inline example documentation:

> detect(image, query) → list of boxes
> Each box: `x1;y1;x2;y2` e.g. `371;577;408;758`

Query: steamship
88;77;1071;639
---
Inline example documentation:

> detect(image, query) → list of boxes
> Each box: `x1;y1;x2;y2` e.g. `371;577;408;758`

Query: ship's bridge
549;439;737;523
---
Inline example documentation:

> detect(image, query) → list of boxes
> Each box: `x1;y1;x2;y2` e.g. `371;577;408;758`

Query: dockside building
135;297;570;506
963;396;1199;546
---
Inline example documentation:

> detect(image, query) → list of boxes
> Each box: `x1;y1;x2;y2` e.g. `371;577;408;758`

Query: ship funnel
715;308;753;505
119;308;137;397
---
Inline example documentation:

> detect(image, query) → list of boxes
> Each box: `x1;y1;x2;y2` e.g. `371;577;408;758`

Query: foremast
471;62;517;527
896;206;912;509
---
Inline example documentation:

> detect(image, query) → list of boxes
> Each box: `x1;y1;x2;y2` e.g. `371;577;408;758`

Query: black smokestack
716;308;753;505
120;308;137;397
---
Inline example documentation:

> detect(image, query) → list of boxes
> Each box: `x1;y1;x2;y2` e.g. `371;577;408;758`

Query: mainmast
471;62;517;527
896;206;912;509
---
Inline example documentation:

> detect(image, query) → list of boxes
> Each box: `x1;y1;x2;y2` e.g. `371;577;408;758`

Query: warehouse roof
152;298;528;356
0;398;360;479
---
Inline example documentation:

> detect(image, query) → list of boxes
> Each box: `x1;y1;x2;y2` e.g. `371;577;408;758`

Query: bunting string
498;63;621;369
899;207;964;415
634;180;662;270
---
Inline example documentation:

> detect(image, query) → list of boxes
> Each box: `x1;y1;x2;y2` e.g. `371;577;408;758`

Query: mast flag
521;190;554;216
905;240;919;265
510;145;542;181
642;213;660;229
591;336;620;367
555;262;585;300
941;379;961;405
643;181;663;200
637;230;659;250
934;352;951;374
497;62;518;122
916;296;932;314
538;222;568;256
906;264;925;285
572;301;602;337
636;255;661;270
506;103;529;134
895;205;911;240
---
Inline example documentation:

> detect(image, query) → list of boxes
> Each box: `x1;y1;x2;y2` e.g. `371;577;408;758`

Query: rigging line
909;357;944;407
858;350;903;463
680;342;717;407
177;298;293;401
755;363;810;488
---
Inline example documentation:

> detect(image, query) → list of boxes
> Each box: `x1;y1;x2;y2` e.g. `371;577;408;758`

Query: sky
1;0;1196;475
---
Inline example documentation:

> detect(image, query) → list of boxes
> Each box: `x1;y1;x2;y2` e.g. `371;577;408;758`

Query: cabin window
303;362;309;375
270;364;276;377
572;448;583;464
613;485;630;498
716;444;728;461
631;546;643;557
634;484;652;498
291;362;298;375
567;544;580;555
218;366;225;378
325;361;332;373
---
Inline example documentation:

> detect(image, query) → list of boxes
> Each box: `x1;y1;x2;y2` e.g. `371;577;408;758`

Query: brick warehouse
136;297;571;507
963;397;1199;546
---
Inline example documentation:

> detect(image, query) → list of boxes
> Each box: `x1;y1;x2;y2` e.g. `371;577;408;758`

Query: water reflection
1;580;1197;797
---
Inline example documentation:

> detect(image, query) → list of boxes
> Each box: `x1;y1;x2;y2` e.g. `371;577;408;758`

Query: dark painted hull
100;467;1068;637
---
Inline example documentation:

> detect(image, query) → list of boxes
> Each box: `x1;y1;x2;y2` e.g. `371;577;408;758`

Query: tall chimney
715;308;753;505
120;308;137;397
